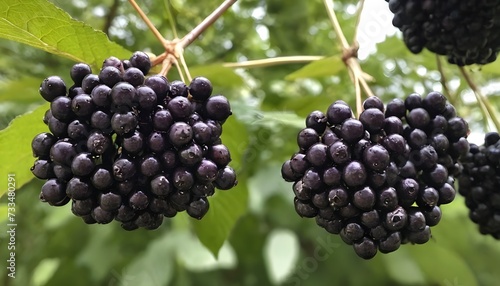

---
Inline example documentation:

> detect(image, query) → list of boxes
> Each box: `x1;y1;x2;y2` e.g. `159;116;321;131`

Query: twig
223;56;325;69
436;55;454;103
103;0;120;35
159;55;175;77
459;67;500;131
174;59;187;83
324;0;349;49
347;56;374;97
128;0;172;52
163;0;179;39
178;49;192;82
352;0;365;45
151;52;168;67
323;0;375;112
353;69;362;117
179;0;237;49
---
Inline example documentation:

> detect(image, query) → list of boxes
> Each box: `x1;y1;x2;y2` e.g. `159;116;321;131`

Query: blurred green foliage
0;0;500;286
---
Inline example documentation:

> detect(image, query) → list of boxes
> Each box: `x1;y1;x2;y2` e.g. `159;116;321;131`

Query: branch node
341;43;359;64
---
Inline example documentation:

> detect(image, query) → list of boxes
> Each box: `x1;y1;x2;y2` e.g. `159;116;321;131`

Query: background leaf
263;229;300;284
409;242;479;286
190;64;245;87
0;77;44;103
119;234;175;286
0;103;48;196
0;0;131;68
285;56;343;80
31;258;60;286
191;116;249;257
191;178;248;257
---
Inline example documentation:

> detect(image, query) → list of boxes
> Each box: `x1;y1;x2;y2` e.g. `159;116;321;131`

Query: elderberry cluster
281;92;469;259
386;0;500;66
459;132;500;238
31;51;237;230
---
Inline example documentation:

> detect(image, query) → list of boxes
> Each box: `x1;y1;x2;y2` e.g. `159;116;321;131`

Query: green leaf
263;229;299;284
191;116;249;257
480;60;500;76
0;103;48;197
120;234;175;286
248;163;291;213
255;111;305;129
191;178;248;258
285;56;343;80
31;258;60;286
0;204;7;223
409;242;479;286
380;247;426;285
76;226;121;281
176;232;237;272
0;77;43;103
190;64;244;88
0;0;131;68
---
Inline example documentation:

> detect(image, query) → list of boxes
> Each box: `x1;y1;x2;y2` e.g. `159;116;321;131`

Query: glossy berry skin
51;96;74;122
99;66;122;88
33;52;236;231
129;51;151;75
386;0;500;66
40;179;67;204
204;95;232;122
169;122;193;147
136;85;157;111
70;63;92;85
168;96;192;120
459;132;500;238
281;91;468;259
214;166;237;190
327;102;352;125
112;157;136;181
189;76;213;102
145;75;170;102
187;197;210;219
111;112;137;136
40;76;67;102
32;132;57;157
50;140;77;166
111;82;136;110
306;110;327;134
31;159;54;179
82;74;100;94
87;131;111;155
123;67;145;87
71;94;94;118
71;152;95;177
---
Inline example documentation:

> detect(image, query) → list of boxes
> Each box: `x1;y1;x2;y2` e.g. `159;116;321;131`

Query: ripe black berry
129;51;151;75
282;92;468;259
189;76;213;102
33;52;235;231
386;0;500;65
40;76;67;102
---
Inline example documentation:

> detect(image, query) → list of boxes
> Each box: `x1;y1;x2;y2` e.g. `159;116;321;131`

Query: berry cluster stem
128;0;172;53
323;0;375;117
130;0;237;79
223;56;325;68
163;1;179;39
351;0;365;44
459;67;500;132
179;0;237;49
436;55;454;104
